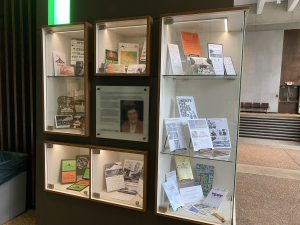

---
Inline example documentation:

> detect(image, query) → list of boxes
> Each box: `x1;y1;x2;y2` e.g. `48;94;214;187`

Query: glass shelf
162;75;238;80
160;148;232;162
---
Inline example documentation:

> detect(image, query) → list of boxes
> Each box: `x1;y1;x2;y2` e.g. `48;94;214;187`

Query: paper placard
188;119;213;151
224;57;236;75
162;180;184;211
207;118;231;149
179;185;204;206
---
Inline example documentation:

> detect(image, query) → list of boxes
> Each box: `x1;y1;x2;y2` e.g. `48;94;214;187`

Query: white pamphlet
71;39;84;65
52;51;66;76
203;188;228;209
179;185;204;206
104;162;125;192
224;57;236;75
167;44;184;75
207;118;231;149
208;44;224;75
164;118;187;152
176;96;198;119
162;180;184;211
188;119;214;151
166;170;177;183
140;39;147;62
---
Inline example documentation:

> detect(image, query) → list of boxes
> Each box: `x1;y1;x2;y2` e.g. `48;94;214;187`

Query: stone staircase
239;115;300;142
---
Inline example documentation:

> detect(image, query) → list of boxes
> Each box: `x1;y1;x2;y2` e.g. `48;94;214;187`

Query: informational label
96;86;149;142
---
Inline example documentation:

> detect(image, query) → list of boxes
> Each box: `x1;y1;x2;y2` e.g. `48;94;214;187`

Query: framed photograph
55;115;73;129
96;86;149;142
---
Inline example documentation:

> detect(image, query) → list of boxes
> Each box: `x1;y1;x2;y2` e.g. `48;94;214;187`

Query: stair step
240;119;300;125
239;130;300;138
241;117;300;123
240;123;300;130
239;133;300;142
239;124;300;132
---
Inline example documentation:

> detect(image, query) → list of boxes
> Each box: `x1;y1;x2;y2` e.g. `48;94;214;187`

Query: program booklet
71;39;84;65
76;155;89;178
53;51;66;76
61;159;76;184
195;164;215;197
207;118;231;149
202;188;228;209
181;32;202;57
104;162;125;192
118;159;144;195
174;156;194;181
164;118;187;152
118;43;139;67
208;43;224;75
176;96;198;119
162;180;184;211
188;119;214;151
190;57;215;75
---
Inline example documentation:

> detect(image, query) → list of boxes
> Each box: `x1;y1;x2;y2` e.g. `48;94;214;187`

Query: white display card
167;44;184;75
164;118;187;152
207;118;231;149
208;44;224;75
179;185;204;206
203;188;228;209
176;96;198;119
162;180;184;211
224;57;236;75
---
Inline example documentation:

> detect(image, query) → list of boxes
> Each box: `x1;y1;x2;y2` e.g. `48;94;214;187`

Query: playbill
208;43;224;75
176;96;198;119
96;86;149;142
188;119;213;151
207;118;231;148
105;162;125;192
164;118;187;152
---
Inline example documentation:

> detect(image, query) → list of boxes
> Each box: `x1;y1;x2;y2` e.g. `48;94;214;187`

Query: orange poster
181;32;202;57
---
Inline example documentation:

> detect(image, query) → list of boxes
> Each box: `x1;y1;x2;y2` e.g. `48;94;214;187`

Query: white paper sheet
224;57;236;75
162;180;184;211
164;118;187;152
179;185;204;206
167;44;184;75
188;119;214;151
203;188;228;209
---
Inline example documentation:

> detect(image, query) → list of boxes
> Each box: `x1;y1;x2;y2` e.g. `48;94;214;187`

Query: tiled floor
236;137;300;225
3;137;300;225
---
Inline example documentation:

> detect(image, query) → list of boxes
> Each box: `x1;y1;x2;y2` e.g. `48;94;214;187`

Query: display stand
42;23;92;136
156;8;247;225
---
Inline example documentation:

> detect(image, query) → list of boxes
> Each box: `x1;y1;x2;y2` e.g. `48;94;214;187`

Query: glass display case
42;23;91;136
91;148;147;211
95;17;152;76
44;142;147;210
156;8;247;225
44;142;90;199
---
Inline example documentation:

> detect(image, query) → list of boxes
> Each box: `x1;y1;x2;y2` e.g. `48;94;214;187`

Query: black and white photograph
123;159;144;184
55;115;73;129
104;162;125;192
120;100;144;134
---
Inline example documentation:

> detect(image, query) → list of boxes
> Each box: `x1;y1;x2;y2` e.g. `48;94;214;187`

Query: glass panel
91;148;146;210
44;143;90;199
157;9;246;225
42;24;87;135
95;18;150;75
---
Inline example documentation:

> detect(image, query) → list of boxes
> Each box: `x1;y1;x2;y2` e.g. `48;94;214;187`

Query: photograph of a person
120;100;144;134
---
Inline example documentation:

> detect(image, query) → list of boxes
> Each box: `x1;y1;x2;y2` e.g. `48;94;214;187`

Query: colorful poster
118;43;139;66
61;160;76;184
181;32;202;56
195;164;215;197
